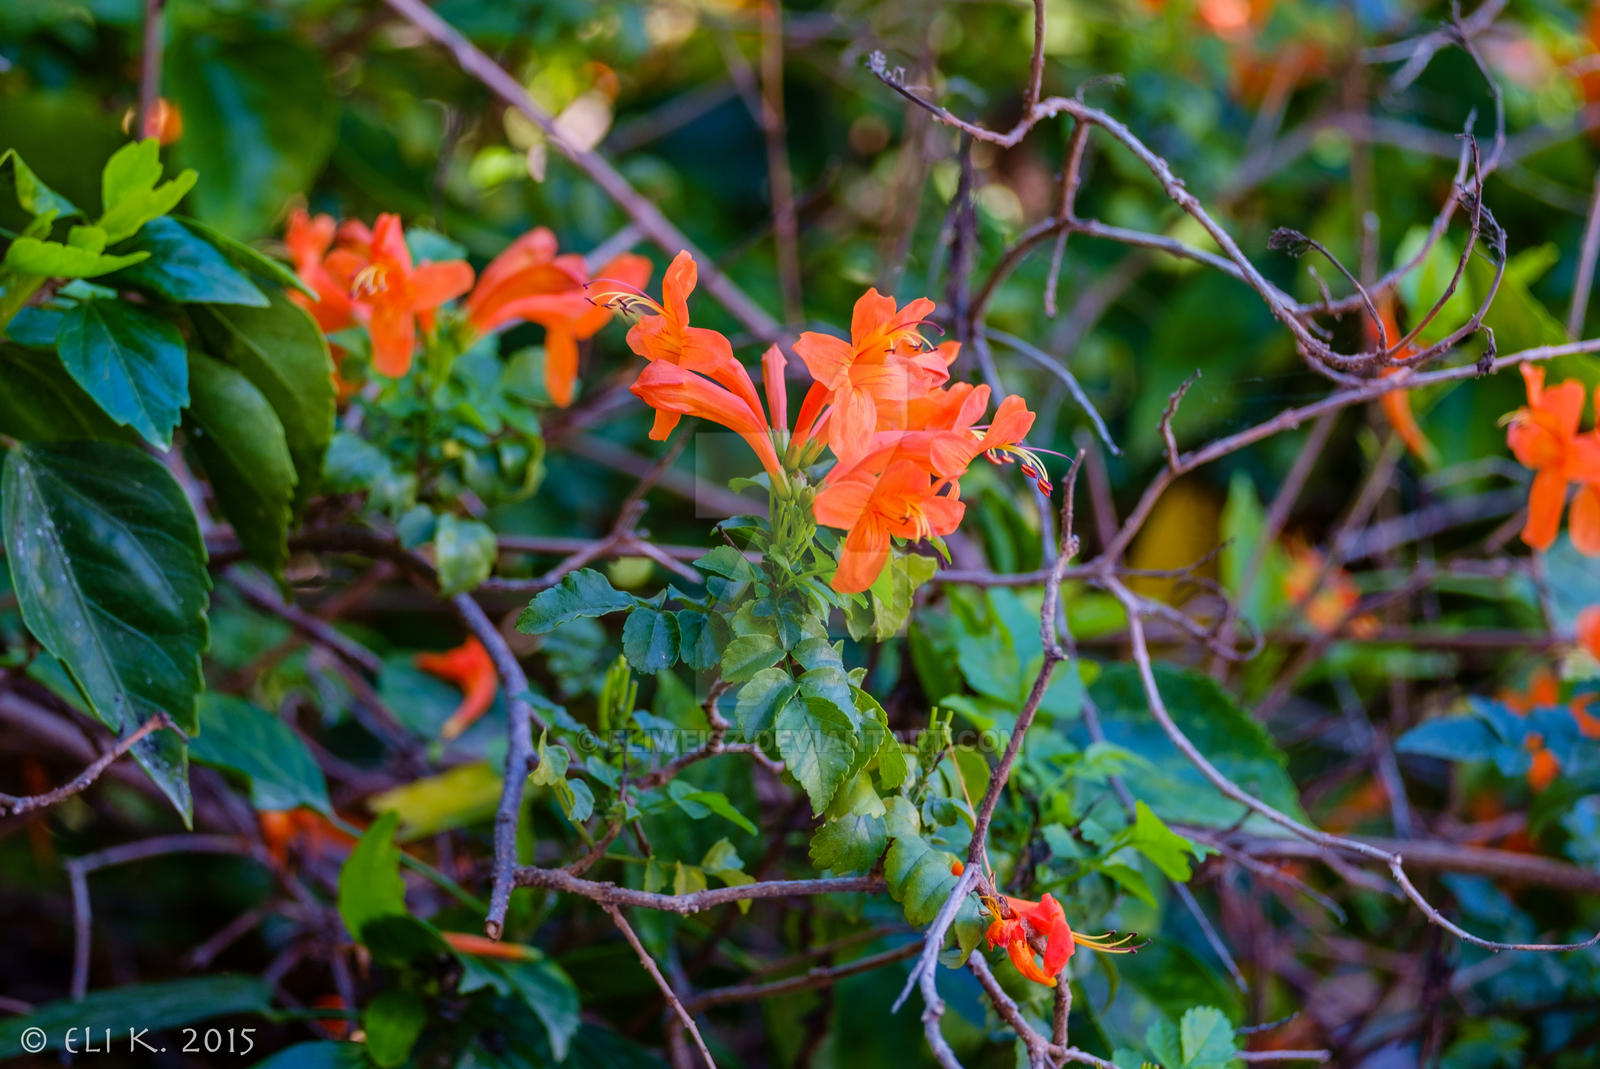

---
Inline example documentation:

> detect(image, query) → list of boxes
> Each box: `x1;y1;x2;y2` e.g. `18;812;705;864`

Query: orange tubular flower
441;931;538;962
1506;364;1600;554
951;860;1136;987
1371;298;1436;465
286;209;358;334
416;638;498;740
813;445;966;593
463;227;651;406
1582;607;1600;663
793;289;956;465
324;214;474;377
630;359;786;483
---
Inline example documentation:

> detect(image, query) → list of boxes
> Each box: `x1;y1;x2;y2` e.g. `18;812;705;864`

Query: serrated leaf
1146;1019;1183;1067
338;811;406;941
2;442;209;821
1119;801;1207;883
869;551;938;640
435;513;496;595
191;289;335;514
516;568;635;634
189;694;329;813
622;606;678;673
55;299;187;447
108;216;268;306
779;692;864;814
185;352;296;575
1179;1006;1237;1066
809;813;887;873
884;835;962;926
734;667;797;736
676;609;726;672
720;632;784;682
98;139;197;244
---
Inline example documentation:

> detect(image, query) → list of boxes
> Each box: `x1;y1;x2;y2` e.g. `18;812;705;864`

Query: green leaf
458;957;581;1061
868;551;938;640
0;147;79;218
369;763;505;841
1146;1019;1184;1067
809;812;887;873
0;343;131;442
189;694;330;813
168;32;336;237
250;1043;368;1069
98;139;198;244
676;609;726;672
1;236;148;278
2;442;208;820
720;632;784;682
734;667;798;736
0;976;273;1054
516;568;635;634
667;780;758;834
1118;801;1209;883
884;834;975;930
435;513;497;595
191;290;336;514
56;299;187;448
622;606;679;673
1179;1006;1238;1066
1087;664;1307;829
778;692;860;813
338;811;407;941
363;989;426;1069
173;214;315;297
108;217;268;306
186;352;296;574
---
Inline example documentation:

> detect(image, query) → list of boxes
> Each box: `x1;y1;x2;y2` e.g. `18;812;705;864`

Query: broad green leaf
363;989;426;1069
108;217;268;306
2;441;208;820
56;299;187;447
720;632;784;682
734;667;797;736
809;812;887;873
369;763;505;840
338;811;407;941
250;1043;368;1069
779;693;861;814
0;343;130;442
1146;1019;1184;1067
622;606;678;673
1180;1006;1237;1066
676;609;727;672
1118;801;1209;883
434;513;496;595
667;780;758;835
186;352;296;574
97;139;196;244
0;147;79;217
190;694;329;813
1087;664;1307;829
884;834;976;933
173;214;315;297
168;32;336;237
1;236;148;278
516;568;635;634
458;957;581;1061
191;290;335;513
0;977;273;1054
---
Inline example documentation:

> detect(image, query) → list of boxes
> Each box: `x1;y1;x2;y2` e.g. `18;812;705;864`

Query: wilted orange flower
1506;364;1600;554
1281;539;1377;637
813;445;965;593
416;637;498;741
463;227;651;406
1371;298;1436;465
323;214;474;377
951;860;1136;986
793;289;957;465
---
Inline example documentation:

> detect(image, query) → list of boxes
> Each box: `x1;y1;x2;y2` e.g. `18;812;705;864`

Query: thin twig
0;713;176;817
603;903;717;1069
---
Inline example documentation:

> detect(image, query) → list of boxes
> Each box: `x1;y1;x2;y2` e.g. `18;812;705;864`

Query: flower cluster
285;210;649;403
611;251;1048;593
1505;364;1600;555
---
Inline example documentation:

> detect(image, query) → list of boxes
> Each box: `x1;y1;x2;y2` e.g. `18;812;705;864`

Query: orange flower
793;289;956;465
286;209;357;334
441;931;539;962
122;99;183;145
258;807;359;867
1500;667;1600;790
464;227;651;406
951;860;1136;987
813;444;966;593
1506;364;1600;554
1281;539;1377;637
629;358;786;483
324;214;474;377
1370;298;1436;465
416;637;499;740
622;251;741;378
